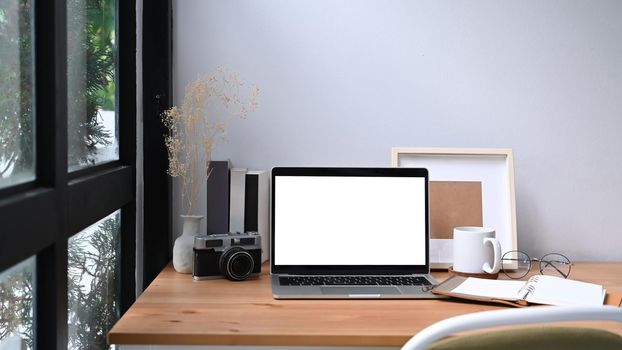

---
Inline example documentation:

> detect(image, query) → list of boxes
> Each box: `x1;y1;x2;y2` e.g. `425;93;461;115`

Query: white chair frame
401;305;622;350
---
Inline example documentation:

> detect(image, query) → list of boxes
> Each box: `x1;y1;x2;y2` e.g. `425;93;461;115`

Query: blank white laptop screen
274;176;426;266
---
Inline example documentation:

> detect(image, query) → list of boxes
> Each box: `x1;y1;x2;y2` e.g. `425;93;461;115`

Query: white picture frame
391;147;518;269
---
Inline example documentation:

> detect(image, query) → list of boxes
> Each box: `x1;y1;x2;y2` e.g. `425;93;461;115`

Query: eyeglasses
501;250;573;279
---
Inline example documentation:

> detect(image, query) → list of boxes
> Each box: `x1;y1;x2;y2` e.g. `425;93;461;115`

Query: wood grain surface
108;262;622;346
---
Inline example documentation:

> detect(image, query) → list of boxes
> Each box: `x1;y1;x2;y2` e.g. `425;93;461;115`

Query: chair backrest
400;305;622;350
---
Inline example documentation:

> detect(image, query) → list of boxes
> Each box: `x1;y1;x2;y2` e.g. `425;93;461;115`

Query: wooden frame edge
391;147;518;253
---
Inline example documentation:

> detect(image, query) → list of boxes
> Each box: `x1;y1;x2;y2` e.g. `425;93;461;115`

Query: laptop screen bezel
270;167;430;275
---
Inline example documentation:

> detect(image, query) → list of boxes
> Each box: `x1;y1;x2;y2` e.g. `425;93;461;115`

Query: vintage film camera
192;232;262;281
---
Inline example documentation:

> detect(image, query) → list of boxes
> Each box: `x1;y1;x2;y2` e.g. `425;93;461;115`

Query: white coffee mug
453;227;502;274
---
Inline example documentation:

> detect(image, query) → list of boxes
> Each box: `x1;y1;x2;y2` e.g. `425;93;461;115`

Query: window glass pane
0;0;34;188
0;256;35;350
67;0;118;171
68;210;120;350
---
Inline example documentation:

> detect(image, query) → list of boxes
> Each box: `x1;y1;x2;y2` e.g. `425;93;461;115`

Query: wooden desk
109;262;622;347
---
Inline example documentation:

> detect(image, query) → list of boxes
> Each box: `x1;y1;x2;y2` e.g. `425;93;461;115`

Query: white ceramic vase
173;215;203;273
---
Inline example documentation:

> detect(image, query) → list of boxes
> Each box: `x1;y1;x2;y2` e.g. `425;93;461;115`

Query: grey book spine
206;160;230;234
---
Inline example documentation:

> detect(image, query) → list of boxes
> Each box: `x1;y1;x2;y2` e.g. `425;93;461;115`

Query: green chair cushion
427;326;622;350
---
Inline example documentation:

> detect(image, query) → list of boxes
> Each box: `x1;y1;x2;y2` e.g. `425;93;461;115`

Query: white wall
173;0;622;260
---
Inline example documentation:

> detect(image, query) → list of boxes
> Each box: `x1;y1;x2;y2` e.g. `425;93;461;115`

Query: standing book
432;275;610;307
229;168;270;263
206;160;230;234
244;170;269;263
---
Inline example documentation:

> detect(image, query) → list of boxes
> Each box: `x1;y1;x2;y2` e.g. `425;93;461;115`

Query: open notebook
433;275;607;307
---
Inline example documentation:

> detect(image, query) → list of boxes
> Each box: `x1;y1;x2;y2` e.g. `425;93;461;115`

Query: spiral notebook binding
518;283;537;300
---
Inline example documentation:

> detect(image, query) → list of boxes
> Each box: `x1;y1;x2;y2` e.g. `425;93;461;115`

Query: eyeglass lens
539;253;572;278
501;251;531;279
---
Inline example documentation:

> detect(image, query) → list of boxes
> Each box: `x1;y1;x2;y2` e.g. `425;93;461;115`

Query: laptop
270;167;444;299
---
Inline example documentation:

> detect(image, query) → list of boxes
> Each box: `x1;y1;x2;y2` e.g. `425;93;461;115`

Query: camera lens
219;247;254;281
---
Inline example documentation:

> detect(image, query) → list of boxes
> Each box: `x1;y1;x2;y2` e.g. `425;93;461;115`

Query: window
67;0;118;171
0;0;136;349
0;257;35;350
68;211;120;349
0;0;34;189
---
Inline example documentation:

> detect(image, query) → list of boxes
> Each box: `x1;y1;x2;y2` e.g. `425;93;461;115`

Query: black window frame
142;0;173;290
0;0;137;348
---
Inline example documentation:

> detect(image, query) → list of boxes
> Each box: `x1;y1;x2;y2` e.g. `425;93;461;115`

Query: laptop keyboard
279;276;432;286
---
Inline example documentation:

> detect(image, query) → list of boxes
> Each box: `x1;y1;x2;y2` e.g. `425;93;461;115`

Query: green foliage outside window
0;0;33;180
0;259;34;348
68;215;121;350
67;0;116;168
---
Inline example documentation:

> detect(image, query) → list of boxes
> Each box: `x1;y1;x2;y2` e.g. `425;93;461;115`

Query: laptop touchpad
320;286;401;295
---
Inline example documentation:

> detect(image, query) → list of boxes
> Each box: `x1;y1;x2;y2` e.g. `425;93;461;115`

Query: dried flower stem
162;67;259;215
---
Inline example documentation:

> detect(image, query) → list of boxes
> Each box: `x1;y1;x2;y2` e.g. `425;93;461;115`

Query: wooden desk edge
108;261;622;346
109;332;406;347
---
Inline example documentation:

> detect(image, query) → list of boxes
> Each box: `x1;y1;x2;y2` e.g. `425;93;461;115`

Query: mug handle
482;237;502;274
